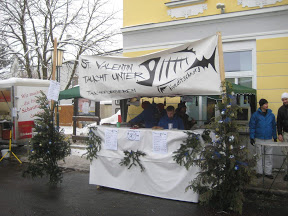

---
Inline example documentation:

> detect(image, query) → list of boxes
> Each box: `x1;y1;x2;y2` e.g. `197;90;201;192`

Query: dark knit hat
259;98;268;107
177;102;186;109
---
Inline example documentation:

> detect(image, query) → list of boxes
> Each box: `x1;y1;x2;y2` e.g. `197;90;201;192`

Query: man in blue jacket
249;98;277;179
158;106;184;130
129;101;158;128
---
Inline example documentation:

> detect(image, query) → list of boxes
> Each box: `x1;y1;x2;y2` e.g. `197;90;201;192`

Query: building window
224;51;252;72
223;49;255;89
238;77;252;88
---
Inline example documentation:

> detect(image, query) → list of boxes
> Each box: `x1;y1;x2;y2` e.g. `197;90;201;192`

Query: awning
208;83;256;100
231;83;256;95
59;83;256;101
58;86;81;100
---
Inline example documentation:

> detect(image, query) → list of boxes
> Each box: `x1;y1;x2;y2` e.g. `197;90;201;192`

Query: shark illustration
136;46;217;91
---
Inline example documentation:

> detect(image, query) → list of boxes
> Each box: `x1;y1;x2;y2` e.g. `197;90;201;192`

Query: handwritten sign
79;35;221;101
17;86;47;121
152;131;168;154
127;130;140;141
47;80;61;101
104;128;118;150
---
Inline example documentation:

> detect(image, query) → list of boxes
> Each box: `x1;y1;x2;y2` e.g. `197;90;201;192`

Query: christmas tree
174;82;256;214
23;91;71;186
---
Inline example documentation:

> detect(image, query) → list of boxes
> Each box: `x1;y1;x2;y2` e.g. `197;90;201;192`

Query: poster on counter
127;130;140;141
104;128;118;150
79;35;221;101
152;131;168;154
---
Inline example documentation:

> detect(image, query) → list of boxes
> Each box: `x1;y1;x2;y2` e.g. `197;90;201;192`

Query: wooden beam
217;32;226;100
72;116;100;122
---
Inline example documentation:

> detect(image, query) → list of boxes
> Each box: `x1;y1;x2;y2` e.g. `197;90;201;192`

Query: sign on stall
79;35;221;101
152;131;168;154
127;130;141;141
104;128;118;150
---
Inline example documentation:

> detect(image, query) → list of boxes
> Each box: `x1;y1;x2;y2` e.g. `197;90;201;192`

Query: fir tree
23;91;71;186
174;82;256;214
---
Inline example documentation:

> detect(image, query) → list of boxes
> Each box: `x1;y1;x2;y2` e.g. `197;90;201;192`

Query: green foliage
119;150;146;172
23;91;71;186
174;82;256;214
82;127;102;162
173;131;203;170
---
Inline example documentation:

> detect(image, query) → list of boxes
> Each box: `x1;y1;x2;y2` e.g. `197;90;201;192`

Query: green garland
82;127;102;162
119;150;146;172
173;131;203;170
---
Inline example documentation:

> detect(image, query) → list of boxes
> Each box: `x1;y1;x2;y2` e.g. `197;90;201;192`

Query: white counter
89;126;204;202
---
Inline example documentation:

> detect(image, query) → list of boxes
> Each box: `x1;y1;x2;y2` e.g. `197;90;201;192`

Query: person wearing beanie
249;98;277;179
277;92;288;181
175;102;196;130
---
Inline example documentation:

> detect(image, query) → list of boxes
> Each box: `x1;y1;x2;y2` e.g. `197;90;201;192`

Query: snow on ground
71;148;87;157
60;110;121;136
60;111;121;156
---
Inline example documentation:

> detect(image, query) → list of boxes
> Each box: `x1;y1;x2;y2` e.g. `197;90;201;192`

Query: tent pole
217;32;226;100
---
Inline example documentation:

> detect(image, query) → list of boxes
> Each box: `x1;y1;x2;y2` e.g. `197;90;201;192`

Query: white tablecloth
89;126;203;202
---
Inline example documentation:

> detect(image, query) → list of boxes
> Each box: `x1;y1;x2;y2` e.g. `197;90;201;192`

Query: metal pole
56;66;60;131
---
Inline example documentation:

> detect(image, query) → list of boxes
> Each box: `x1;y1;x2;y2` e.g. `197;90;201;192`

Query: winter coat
130;104;158;128
158;115;184;130
277;104;288;135
249;108;277;140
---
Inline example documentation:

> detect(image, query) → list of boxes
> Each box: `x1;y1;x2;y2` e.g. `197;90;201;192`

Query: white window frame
223;40;257;89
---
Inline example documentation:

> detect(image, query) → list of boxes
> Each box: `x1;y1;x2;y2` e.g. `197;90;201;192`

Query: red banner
18;121;34;139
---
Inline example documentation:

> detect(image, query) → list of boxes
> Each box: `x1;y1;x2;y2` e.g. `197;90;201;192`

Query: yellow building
122;0;288;122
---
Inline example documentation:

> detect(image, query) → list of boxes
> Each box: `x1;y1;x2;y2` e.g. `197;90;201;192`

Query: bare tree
0;0;121;88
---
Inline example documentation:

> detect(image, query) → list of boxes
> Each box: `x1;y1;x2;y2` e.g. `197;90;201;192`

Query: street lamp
51;47;65;131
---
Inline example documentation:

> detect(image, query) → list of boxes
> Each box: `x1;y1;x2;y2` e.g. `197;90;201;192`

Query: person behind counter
158;106;184;130
129;101;158;128
175;102;196;130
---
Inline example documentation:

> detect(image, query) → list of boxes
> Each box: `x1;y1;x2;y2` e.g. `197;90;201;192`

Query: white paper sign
127;130;140;141
12;107;17;117
152;131;168;154
47;80;60;101
104;128;118;150
82;102;89;114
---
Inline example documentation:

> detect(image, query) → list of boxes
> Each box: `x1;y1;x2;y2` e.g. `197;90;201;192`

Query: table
258;141;288;190
89;126;204;202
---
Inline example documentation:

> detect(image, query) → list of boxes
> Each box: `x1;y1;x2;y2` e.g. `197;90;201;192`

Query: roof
59;86;81;100
0;78;50;88
231;83;256;95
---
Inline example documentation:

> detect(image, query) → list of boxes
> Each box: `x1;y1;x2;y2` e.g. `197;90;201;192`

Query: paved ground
1;159;288;216
1;144;288;215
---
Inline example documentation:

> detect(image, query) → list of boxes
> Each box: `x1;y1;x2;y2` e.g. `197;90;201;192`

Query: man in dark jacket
129;101;158;128
158;106;184;130
277;92;288;181
175;102;196;130
249;99;277;179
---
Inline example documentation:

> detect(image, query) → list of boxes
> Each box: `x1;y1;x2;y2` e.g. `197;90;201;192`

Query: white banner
79;35;221;101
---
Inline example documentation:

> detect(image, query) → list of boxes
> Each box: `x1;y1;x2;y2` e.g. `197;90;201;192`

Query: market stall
79;34;225;202
89;127;210;202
